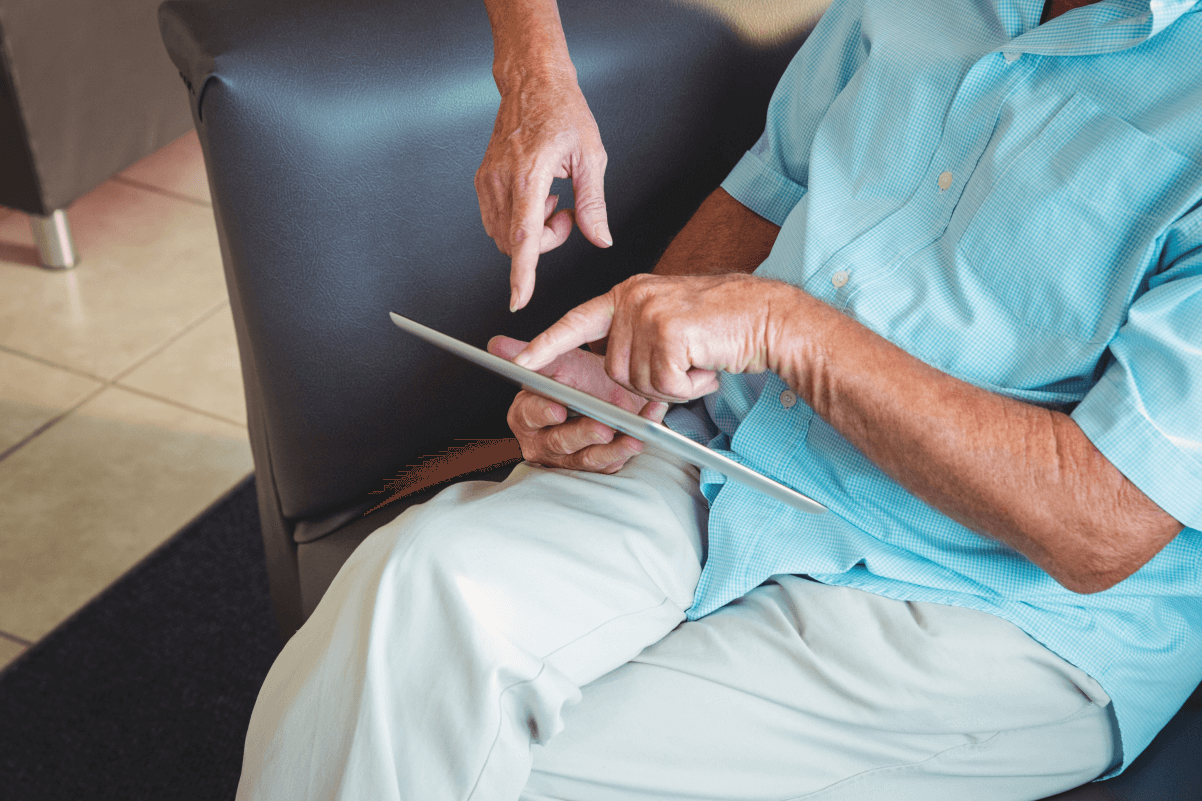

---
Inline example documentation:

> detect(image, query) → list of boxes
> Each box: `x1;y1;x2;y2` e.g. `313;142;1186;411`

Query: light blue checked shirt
664;0;1202;777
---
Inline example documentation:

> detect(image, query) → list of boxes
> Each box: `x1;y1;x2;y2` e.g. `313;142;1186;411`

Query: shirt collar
999;0;1198;56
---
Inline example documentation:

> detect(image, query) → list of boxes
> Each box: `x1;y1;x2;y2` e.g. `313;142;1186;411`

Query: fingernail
595;224;613;247
514;351;531;367
509;286;519;313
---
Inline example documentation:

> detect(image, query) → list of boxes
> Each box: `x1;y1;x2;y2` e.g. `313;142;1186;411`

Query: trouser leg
522;576;1119;801
236;451;706;801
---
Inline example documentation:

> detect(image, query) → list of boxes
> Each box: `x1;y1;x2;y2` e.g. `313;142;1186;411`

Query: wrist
486;0;576;93
766;284;841;411
492;54;578;97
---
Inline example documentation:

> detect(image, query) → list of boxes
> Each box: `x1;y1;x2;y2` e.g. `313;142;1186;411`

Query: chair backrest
159;0;805;524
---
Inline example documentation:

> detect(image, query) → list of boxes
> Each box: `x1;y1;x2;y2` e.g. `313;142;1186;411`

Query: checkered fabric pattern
663;0;1202;777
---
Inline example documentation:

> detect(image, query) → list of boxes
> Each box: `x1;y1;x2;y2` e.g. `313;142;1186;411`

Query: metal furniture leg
30;210;79;269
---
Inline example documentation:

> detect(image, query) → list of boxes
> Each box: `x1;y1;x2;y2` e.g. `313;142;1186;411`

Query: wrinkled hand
487;335;667;473
476;72;611;313
514;273;805;403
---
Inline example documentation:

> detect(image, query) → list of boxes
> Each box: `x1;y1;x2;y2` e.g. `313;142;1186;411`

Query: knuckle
476;165;499;190
518;440;543;465
621;273;649;291
547;129;577;155
576;447;604;471
584;445;615;471
546;424;574;455
509;393;539;428
511;221;534;243
506;401;525;432
513;167;544;196
575;195;607;213
563;306;592;327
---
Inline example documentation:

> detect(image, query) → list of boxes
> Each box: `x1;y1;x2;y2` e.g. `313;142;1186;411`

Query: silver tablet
389;312;826;515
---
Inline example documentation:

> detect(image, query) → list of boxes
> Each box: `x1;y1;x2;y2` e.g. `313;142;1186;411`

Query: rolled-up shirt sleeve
1072;210;1202;530
722;145;808;226
720;0;868;225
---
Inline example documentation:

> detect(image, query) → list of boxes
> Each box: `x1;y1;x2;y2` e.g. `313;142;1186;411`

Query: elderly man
236;1;1202;799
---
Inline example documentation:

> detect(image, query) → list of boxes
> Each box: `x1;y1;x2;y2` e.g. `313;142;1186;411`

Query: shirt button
779;389;797;409
832;270;849;288
1003;51;1021;62
937;171;954;191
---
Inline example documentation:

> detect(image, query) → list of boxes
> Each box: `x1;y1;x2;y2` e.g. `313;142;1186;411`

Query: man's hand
513;273;810;403
479;0;612;313
511;248;1183;592
487;335;667;473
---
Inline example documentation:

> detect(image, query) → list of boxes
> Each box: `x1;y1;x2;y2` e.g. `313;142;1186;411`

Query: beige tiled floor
0;131;252;669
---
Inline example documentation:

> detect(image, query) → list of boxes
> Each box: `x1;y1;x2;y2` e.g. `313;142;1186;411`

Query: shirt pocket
954;93;1191;344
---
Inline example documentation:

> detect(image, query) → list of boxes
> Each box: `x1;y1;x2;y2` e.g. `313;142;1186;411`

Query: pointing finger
513;293;617;371
509;169;557;312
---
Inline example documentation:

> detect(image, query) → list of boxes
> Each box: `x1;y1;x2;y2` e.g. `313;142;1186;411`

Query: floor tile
0;350;104;454
117;303;246;426
118;129;211;205
0;636;25;673
0;180;227;380
0;385;251;642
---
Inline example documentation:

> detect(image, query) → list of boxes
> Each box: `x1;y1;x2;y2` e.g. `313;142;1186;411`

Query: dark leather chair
157;1;1199;797
0;0;193;267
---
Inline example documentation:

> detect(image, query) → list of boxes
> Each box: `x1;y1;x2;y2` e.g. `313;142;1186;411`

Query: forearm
771;294;1184;592
483;0;576;92
653;188;781;278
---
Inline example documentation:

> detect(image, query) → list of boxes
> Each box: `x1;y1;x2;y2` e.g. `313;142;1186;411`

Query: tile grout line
0;629;34;648
0;384;108;463
110;175;212;209
0;381;245;464
0;344;109;384
109;299;229;384
0;165;233;654
0;297;230;402
113;383;248;430
0;374;246;466
0;300;244;464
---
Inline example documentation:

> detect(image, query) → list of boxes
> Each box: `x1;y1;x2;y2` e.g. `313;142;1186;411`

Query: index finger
509;171;557;312
513;293;616;371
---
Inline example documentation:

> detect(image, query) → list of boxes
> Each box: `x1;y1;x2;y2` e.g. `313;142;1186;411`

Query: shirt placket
824;51;1031;312
728;49;1034;512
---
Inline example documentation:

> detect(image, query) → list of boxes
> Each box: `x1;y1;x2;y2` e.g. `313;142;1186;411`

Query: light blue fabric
663;0;1202;778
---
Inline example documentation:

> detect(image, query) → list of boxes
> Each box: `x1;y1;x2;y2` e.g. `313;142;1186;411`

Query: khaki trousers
237;451;1118;801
